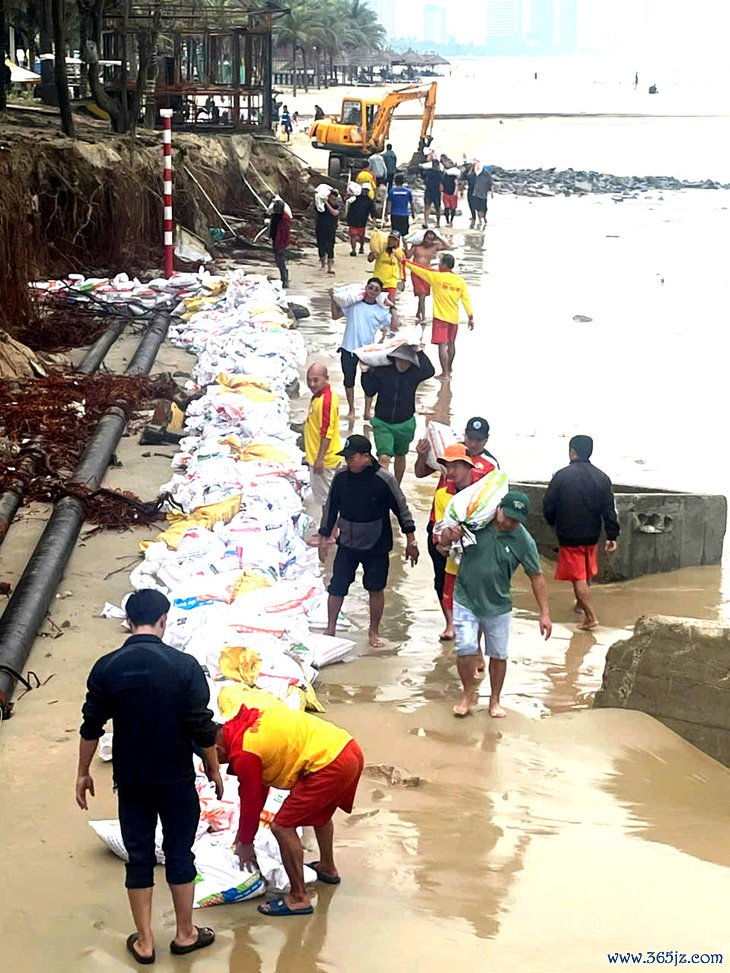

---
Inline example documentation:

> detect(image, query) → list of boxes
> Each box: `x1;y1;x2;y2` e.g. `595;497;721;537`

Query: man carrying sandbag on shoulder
361;343;435;484
437;490;552;719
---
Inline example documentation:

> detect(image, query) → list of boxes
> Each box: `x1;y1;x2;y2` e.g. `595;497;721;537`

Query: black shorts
424;189;441;207
391;214;410;237
328;545;390;596
316;227;336;260
340;348;359;389
473;196;488;215
118;781;200;889
427;521;447;601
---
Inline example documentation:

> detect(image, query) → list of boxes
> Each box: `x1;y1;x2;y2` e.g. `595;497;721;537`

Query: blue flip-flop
258;896;314;917
306;861;342;885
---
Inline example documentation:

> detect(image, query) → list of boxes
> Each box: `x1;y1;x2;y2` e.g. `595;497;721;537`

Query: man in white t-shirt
330;277;399;420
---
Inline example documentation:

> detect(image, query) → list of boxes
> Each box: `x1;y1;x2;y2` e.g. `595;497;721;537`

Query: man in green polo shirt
438;490;552;718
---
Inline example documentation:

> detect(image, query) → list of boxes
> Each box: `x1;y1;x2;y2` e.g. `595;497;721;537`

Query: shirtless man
405;230;448;327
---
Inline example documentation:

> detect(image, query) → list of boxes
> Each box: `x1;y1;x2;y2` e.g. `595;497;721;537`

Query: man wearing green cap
438;490;552;718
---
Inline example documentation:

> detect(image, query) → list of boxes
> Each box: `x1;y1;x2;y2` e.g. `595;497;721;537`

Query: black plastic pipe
0;313;170;719
76;317;128;375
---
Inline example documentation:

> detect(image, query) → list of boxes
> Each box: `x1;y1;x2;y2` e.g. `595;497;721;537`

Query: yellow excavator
310;81;437;179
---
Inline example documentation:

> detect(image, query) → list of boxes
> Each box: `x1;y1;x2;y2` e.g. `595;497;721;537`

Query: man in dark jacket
269;198;291;287
361;344;435;483
543;435;620;630
319;434;419;647
76;590;221;964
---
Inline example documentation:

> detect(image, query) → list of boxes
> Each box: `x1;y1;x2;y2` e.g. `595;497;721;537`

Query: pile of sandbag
74;269;359;907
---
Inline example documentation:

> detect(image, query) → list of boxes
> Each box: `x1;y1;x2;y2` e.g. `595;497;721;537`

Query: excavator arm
366;82;438;153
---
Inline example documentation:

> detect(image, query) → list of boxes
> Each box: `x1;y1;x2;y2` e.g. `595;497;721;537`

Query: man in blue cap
437;490;552;718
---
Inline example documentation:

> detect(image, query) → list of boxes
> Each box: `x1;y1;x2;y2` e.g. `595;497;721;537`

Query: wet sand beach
1;135;729;970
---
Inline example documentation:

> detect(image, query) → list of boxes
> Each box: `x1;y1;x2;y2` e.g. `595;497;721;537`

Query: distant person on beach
368;230;405;302
361;344;435;483
216;704;364;917
649;83;658;94
442;167;460;226
383;143;398;190
634;71;639;88
543;435;620;631
405;229;448;326
77;590;221;963
407;253;473;380
356;165;377;199
314;104;325;120
319;433;418;647
314;186;340;275
438;491;552;718
422;160;443;228
472;162;494;229
269;198;291;288
387;174;415;237
305;363;342;513
460;161;478;228
330;278;398;419
346;183;375;256
281;105;293;141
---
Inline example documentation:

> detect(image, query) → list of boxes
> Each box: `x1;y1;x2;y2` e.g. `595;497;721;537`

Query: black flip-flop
306;861;342;885
169;926;215;955
126;933;155;965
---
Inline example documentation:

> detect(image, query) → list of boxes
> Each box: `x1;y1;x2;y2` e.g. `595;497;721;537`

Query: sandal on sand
307;861;342;885
169;926;215;955
126;934;155;965
258;896;314;917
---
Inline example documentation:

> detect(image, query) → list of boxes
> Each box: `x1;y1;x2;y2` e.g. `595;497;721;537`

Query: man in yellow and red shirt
407;253;474;380
217;704;364;917
304;362;342;511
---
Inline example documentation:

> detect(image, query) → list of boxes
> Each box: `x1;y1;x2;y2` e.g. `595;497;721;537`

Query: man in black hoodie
319;434;418;648
361;344;435;483
543;435;620;630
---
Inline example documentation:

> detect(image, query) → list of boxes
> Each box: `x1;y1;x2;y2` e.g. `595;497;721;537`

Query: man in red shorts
216;703;364;916
543;435;620;630
405;230;448;326
407;253;474;380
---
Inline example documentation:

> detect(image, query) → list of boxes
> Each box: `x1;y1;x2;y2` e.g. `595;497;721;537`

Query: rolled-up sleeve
182;659;217;748
79;662;110;741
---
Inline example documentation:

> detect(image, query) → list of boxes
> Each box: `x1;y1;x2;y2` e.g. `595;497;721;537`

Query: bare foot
453;692;477;717
489;699;507;718
324;628;336;638
368;631;385;648
577;620;599;631
437;373;451;381
346;410;355;420
363;412;372;422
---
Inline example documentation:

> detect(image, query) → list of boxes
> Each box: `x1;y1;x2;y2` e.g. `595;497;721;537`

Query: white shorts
453;602;511;659
310;466;338;507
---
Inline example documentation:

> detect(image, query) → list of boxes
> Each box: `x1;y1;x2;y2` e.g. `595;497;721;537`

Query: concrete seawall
513;481;726;582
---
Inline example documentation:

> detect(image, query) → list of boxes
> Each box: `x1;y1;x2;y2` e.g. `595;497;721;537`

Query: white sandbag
405;228;447;247
425;420;459;471
354;335;407;367
331;282;389;310
439;468;510;543
254;827;318;891
89;819;165;864
297;632;357;668
191;833;266;907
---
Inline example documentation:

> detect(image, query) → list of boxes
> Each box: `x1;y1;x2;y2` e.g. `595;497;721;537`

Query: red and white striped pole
161;108;174;279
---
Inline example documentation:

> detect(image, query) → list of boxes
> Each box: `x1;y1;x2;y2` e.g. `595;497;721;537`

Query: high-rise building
424;4;447;45
485;0;521;38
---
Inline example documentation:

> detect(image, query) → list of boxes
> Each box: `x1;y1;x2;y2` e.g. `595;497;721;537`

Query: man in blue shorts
387;174;415;238
437;490;552;719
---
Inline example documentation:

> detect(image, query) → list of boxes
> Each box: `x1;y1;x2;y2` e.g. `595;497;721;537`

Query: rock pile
492;166;730;198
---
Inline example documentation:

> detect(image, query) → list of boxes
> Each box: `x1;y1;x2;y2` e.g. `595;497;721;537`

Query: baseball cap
387;344;419;367
500;489;530;524
465;416;490;438
337;434;373;457
438;444;475;467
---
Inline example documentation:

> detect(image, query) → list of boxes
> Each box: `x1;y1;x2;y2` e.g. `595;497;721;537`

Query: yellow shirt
373;247;405;290
433;483;459;575
356;170;377;198
243;706;352;790
304;385;342;468
407;262;473;324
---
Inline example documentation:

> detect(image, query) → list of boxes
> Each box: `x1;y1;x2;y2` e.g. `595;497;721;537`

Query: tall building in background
424;4;447;45
367;0;397;39
485;0;522;38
